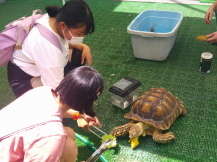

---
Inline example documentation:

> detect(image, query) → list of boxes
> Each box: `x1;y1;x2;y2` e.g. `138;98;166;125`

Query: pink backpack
0;9;62;67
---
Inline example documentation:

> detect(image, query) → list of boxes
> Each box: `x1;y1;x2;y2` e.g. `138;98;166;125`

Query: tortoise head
129;122;145;139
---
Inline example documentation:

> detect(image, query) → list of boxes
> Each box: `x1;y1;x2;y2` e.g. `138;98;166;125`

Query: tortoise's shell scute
132;100;153;119
153;105;167;121
124;88;186;130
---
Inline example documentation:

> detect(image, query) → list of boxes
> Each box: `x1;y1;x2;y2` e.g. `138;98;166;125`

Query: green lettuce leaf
101;134;117;148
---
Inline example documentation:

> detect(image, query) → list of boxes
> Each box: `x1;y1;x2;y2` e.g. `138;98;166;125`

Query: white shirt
12;14;69;89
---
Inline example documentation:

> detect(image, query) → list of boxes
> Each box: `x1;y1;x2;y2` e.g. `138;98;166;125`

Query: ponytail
45;6;61;17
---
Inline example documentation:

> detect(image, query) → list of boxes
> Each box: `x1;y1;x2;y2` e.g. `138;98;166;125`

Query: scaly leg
152;128;175;143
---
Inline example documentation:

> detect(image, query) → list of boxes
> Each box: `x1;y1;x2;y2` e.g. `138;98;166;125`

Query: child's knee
62;131;78;162
64;126;75;140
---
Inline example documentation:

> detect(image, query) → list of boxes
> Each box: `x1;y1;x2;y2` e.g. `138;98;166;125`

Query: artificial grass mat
0;0;217;161
200;0;215;3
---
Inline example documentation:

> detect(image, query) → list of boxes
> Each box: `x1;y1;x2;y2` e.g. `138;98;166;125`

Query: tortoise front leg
152;128;175;143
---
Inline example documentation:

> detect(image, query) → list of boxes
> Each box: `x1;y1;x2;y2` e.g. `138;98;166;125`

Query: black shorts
7;61;33;98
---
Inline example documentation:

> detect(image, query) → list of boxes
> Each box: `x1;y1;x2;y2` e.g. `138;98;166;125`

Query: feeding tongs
86;126;117;162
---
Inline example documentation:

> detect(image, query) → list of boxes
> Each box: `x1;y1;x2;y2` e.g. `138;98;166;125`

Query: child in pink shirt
0;66;104;162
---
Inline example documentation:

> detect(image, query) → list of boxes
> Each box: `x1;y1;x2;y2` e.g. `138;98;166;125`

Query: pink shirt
0;87;67;161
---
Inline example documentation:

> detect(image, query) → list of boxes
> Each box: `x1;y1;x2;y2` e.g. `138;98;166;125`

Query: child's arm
69;43;92;66
63;109;80;119
77;115;102;131
63;109;102;131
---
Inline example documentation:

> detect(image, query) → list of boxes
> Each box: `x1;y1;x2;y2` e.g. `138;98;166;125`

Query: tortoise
110;88;186;149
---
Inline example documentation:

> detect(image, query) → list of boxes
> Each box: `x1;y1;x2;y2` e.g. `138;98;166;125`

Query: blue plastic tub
127;10;183;61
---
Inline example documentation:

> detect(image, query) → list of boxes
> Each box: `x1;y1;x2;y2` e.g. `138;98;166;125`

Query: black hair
55;66;104;117
45;0;94;35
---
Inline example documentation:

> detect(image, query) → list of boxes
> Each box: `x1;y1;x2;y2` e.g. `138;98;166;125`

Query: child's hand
77;118;89;131
87;116;102;128
81;44;92;66
77;115;102;131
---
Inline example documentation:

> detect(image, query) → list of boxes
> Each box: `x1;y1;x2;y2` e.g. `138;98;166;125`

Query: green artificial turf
0;0;217;161
200;0;215;3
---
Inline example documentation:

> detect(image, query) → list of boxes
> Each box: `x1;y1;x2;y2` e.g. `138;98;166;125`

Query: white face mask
62;27;84;45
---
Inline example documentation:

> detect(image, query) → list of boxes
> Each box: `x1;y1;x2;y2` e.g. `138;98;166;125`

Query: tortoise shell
124;88;185;130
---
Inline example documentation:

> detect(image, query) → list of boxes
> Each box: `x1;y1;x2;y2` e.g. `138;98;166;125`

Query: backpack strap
36;23;63;53
16;10;63;53
16;10;43;49
31;10;42;27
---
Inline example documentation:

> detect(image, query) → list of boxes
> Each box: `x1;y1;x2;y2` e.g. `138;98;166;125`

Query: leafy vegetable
101;134;117;148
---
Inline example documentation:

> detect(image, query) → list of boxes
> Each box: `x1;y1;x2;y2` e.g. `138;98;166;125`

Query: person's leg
7;61;33;98
64;48;86;76
70;48;86;69
30;76;43;88
60;127;78;162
